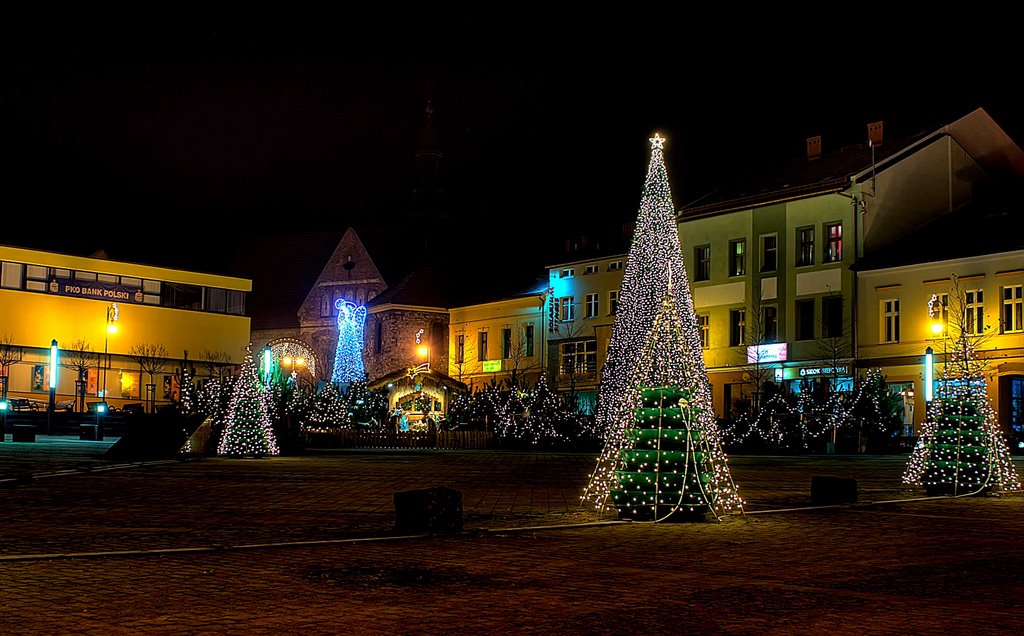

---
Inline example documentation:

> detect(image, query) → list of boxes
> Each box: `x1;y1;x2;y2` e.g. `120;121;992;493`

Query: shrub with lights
582;133;741;520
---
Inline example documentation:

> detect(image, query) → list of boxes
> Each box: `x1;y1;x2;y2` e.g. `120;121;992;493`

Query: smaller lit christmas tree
217;349;280;457
903;284;1020;494
304;382;346;430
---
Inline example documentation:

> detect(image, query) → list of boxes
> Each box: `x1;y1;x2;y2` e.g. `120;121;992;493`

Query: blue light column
924;346;934;403
47;339;58;435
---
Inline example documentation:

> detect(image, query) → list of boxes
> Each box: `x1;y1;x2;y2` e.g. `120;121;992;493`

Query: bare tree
451;331;476;385
504;329;542;391
740;288;777;415
940;274;995;389
200;350;232;382
0;334;25;400
61;339;98;412
552;317;595;413
130;342;169;411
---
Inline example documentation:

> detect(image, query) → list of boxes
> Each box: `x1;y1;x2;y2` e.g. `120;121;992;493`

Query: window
143;279;161;306
966;289;984;335
524;325;534;357
822;296;843;338
585;293;598;318
97;273;118;284
557;296;575;321
882;299;900;343
321;295;333;317
583;264;599;275
698;314;710;349
729;309;746;346
694;245;711;281
204;287;227;313
825;223;843;262
760;234;778;272
559;339;597;375
762;305;778;343
478;331;489;361
226;291;245;316
121;276;141;289
501;328;512;359
1010;377;1024;432
729;239;746;276
609;290;619;315
25;265;48;291
929;292;949;336
162;283;203;310
0;262;23;289
559;268;575;279
796;299;815;340
1003;285;1023;333
608;260;623;271
797;227;814;266
376;321;385;354
456;333;464;363
74;271;97;282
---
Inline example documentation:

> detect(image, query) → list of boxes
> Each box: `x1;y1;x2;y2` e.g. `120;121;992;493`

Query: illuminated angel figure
331;299;368;383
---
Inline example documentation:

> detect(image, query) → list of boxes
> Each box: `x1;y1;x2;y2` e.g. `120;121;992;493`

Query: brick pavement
2;441;1024;634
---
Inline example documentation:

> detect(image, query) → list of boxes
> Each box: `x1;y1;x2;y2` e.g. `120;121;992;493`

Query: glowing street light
102;303;119;400
47;339;58;435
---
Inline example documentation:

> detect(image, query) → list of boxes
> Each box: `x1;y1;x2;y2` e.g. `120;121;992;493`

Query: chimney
868;120;884;146
806;135;822;161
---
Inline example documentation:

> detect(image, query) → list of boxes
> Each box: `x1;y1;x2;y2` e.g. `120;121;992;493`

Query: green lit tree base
920;401;992;496
610;386;721;522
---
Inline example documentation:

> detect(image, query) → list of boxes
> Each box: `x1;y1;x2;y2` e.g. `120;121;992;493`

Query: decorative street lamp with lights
103;303;119;402
281;355;305;386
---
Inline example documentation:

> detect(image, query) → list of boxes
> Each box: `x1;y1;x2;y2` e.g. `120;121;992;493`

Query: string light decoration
217;349;280;457
903;290;1020;493
331;300;368;384
582;133;742;517
303;382;346;431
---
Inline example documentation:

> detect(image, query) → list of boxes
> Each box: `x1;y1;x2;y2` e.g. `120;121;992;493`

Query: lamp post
281;356;306;386
47;339;58;435
103;303;119;403
0;399;8;442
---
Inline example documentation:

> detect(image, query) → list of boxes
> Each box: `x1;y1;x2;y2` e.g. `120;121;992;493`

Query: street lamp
103;303;119;402
47;339;58;435
281;355;306;386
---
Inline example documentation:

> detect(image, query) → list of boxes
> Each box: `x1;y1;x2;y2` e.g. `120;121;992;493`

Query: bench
9;398;40;412
122;403;145;414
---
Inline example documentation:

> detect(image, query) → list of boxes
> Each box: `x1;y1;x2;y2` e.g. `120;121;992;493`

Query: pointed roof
679;107;1024;219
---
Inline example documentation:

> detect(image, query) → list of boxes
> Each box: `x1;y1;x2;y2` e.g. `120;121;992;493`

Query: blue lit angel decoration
331;299;368;383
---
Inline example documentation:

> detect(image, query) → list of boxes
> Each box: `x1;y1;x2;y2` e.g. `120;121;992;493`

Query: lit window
558;296;575;322
698;314;710;349
729;239;746;276
560;268;575;279
825;223;843;262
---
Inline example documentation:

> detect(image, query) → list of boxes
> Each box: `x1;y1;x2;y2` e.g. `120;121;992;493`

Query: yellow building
855;209;1024;435
447;293;547;392
0;245;251;410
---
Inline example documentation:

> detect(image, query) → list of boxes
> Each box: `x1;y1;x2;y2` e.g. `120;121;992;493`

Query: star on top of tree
649;132;666;149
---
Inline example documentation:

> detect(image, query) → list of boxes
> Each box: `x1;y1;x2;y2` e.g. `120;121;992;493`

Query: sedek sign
48;278;144;304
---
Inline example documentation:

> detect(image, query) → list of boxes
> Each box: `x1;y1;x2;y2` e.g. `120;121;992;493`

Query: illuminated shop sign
48;278;142;303
798;365;850;377
746;343;788;364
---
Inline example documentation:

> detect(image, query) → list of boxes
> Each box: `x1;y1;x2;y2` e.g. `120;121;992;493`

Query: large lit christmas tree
332;299;368;384
582;133;742;519
903;289;1020;494
217;349;280;457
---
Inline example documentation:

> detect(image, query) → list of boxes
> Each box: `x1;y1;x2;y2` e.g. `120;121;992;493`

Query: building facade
0;244;251;410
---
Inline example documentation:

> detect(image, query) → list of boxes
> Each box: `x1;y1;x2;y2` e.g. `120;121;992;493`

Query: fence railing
305;429;495;450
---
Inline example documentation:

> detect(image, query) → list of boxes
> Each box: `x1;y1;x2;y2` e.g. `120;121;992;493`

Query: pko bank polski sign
48;278;143;303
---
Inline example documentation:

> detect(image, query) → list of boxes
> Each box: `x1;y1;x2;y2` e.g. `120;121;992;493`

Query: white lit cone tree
582;134;742;519
903;286;1020;494
217;349;280;457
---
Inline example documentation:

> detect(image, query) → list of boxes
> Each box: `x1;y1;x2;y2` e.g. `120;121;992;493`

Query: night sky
3;21;1021;277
